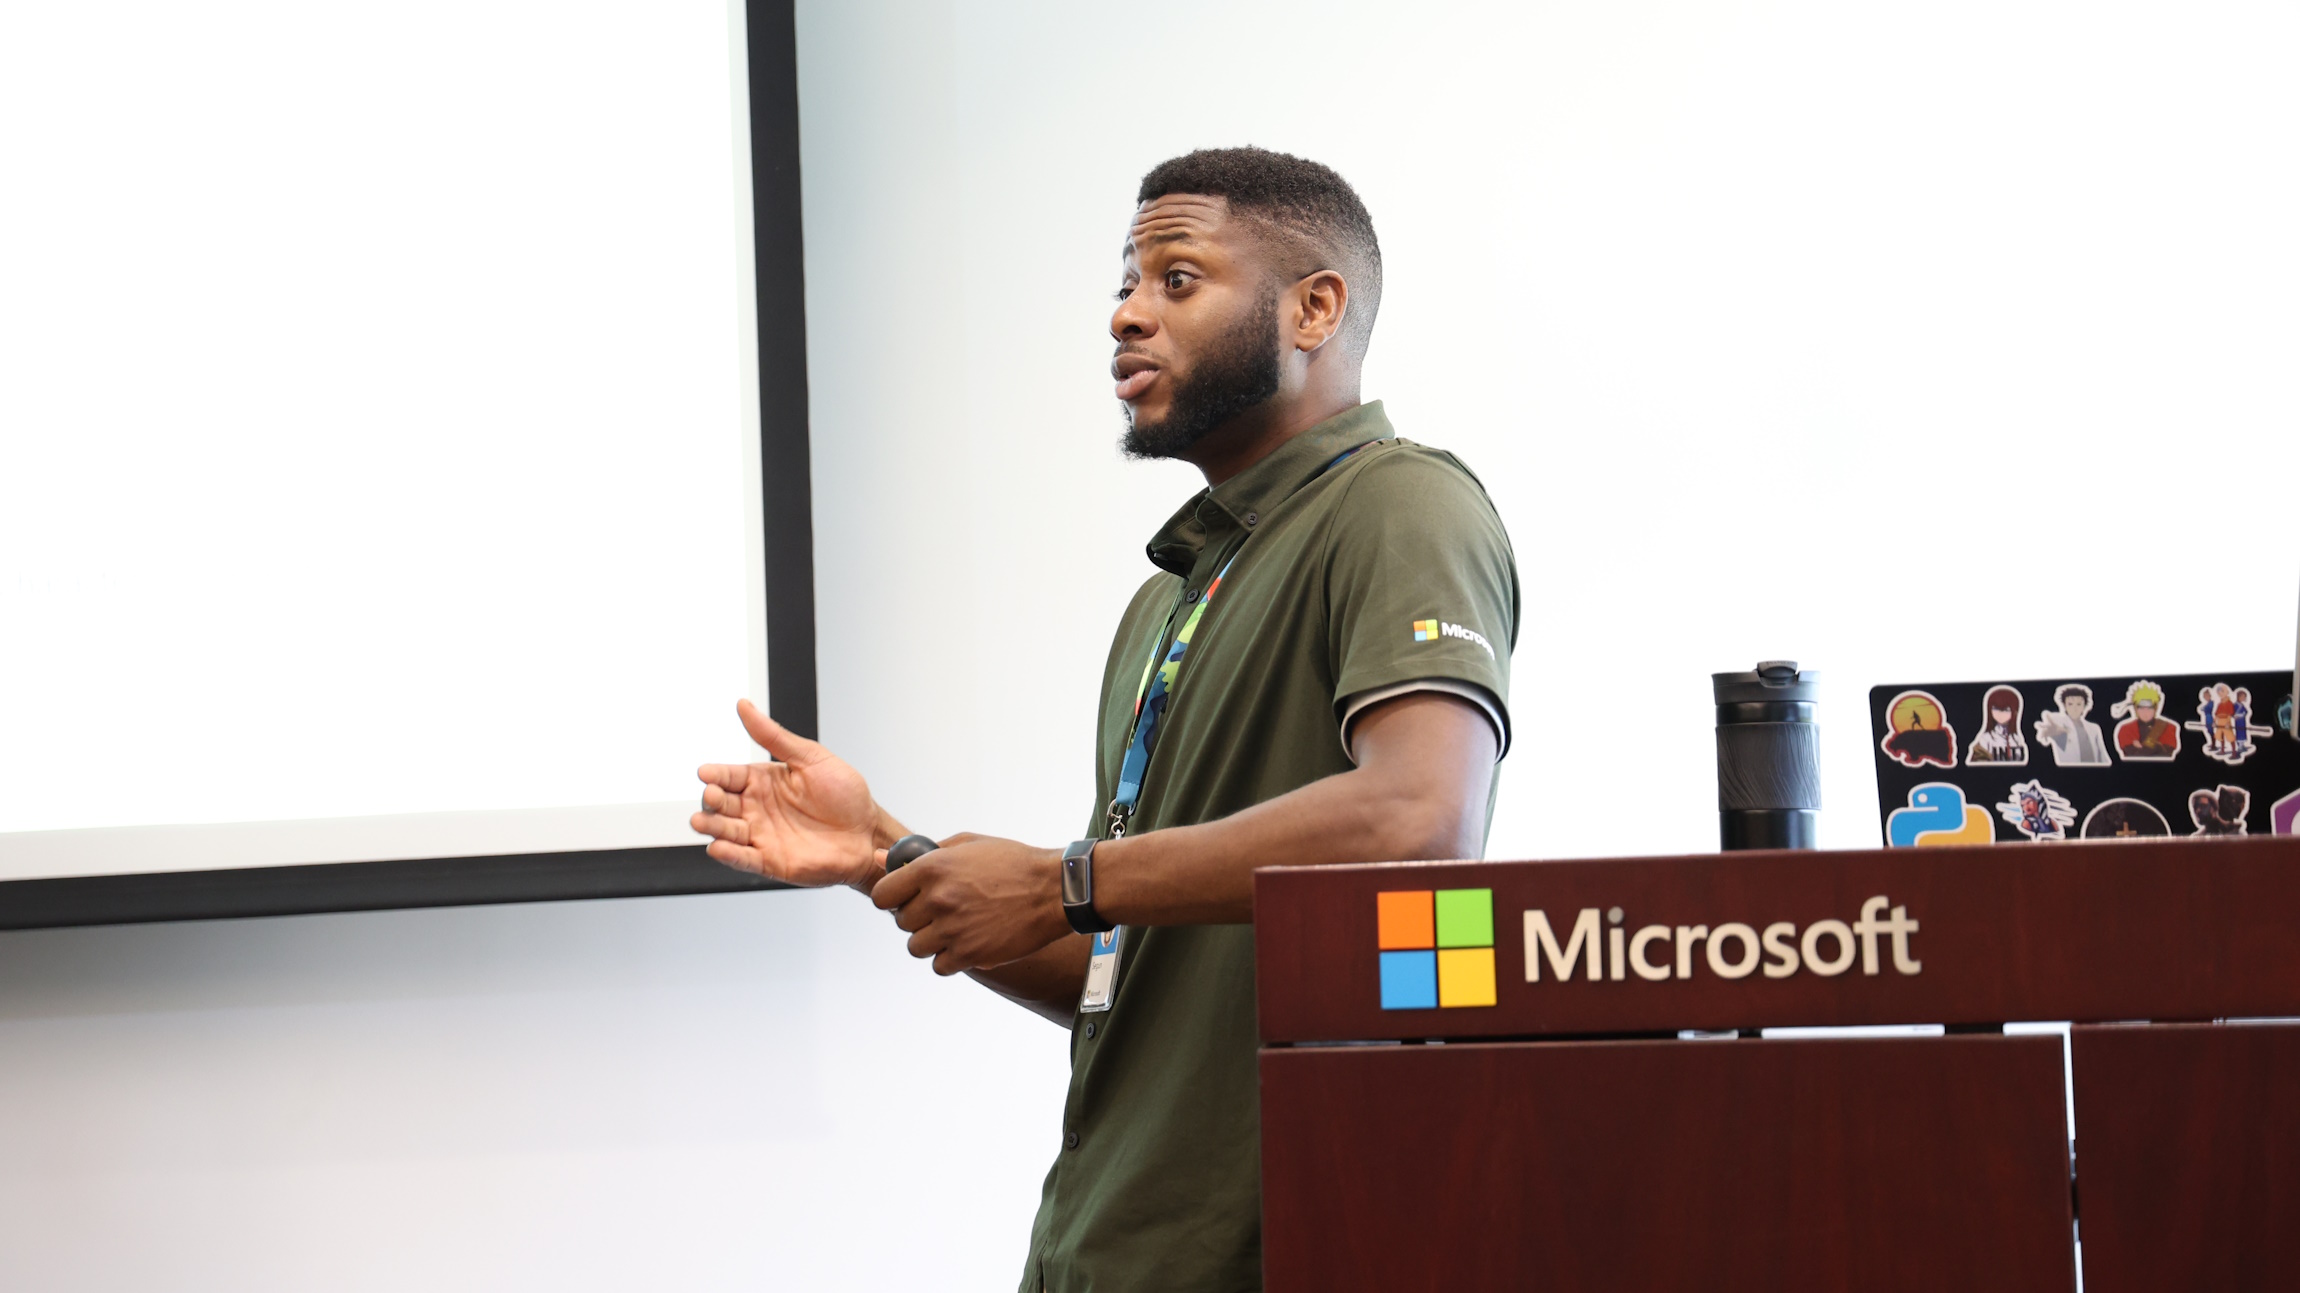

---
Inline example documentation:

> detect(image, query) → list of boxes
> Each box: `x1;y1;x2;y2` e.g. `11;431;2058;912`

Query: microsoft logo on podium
1377;888;1497;1009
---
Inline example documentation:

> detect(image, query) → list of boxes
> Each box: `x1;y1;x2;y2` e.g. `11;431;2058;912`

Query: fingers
871;860;923;912
704;838;765;873
696;763;753;793
736;699;830;767
689;810;751;847
698;785;745;816
906;925;959;973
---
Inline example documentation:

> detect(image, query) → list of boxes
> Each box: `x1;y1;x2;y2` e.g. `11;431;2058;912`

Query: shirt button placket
1064;1130;1080;1150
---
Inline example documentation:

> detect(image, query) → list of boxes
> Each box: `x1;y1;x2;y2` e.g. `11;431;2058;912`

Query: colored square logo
1412;618;1439;641
1379;950;1438;1009
1434;888;1493;948
1376;888;1496;1009
1377;890;1435;949
1436;947;1497;1007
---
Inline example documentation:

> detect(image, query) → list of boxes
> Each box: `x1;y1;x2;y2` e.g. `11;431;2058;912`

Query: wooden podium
1252;836;2300;1292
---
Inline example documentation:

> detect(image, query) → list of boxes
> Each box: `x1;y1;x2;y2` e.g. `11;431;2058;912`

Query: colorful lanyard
1102;439;1381;839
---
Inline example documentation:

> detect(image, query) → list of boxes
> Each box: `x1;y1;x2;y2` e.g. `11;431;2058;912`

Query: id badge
1078;926;1125;1014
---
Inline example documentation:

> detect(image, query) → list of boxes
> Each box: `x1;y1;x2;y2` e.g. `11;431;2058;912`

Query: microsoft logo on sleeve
1377;888;1497;1009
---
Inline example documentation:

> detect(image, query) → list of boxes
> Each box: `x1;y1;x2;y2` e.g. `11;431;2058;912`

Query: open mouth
1112;354;1160;401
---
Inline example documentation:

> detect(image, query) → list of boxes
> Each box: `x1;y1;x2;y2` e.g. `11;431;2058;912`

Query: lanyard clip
1105;799;1133;839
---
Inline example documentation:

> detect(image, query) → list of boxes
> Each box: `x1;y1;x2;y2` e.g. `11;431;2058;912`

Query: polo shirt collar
1144;401;1394;578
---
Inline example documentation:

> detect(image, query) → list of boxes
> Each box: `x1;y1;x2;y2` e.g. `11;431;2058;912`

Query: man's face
2137;702;2157;723
2062;695;2089;720
1110;194;1285;459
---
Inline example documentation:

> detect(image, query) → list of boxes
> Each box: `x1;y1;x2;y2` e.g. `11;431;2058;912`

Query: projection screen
0;1;811;924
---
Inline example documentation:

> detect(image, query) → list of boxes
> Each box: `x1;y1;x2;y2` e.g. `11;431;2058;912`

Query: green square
1433;888;1493;948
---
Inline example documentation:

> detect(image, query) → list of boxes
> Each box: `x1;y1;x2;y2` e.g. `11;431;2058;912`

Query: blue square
1379;950;1438;1010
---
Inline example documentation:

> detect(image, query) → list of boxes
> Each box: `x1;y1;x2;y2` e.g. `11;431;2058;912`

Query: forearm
1093;761;1486;927
966;934;1092;1027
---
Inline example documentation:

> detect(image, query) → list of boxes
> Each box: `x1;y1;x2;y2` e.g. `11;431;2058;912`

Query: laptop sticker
2274;787;2300;835
2110;680;2181;761
1880;690;1957;770
1966;686;2030;766
2187;785;2251;836
2080;797;2172;840
2186;682;2265;766
2035;683;2111;767
1995;779;2077;842
1887;782;1995;847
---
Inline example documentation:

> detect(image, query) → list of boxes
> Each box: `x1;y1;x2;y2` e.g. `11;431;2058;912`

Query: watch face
1061;845;1092;906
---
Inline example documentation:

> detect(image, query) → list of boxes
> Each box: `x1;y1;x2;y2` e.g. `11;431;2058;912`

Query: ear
1289;269;1350;354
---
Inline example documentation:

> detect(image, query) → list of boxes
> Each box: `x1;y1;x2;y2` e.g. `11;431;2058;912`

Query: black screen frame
0;0;810;931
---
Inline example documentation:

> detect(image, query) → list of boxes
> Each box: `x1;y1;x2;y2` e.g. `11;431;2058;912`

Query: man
2110;680;2179;760
2036;683;2108;766
690;147;1517;1291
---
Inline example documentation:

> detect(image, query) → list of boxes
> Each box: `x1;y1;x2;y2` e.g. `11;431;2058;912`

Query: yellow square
1436;947;1497;1007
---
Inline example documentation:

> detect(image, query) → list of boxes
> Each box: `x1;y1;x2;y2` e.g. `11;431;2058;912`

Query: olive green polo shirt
1019;402;1519;1293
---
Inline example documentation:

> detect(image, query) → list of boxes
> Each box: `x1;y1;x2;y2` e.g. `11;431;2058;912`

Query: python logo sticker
1887;782;1996;847
1411;619;1439;642
1377;888;1497;1010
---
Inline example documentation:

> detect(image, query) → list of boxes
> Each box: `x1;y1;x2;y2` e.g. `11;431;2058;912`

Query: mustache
1110;342;1161;379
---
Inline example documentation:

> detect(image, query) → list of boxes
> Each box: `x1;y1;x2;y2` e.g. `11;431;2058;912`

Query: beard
1119;288;1283;461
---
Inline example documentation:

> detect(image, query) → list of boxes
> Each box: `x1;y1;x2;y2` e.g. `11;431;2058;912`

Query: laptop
1868;670;2299;845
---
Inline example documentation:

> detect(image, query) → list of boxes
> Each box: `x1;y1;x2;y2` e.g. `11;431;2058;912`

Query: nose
1110;289;1156;343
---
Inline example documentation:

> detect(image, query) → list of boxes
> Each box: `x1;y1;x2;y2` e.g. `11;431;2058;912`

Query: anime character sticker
1967;686;2029;765
2110;680;2181;761
2184;682;2263;766
2275;788;2300;836
2187;785;2252;836
2079;797;2172;840
1887;782;1995;847
1880;690;1957;769
2035;683;2110;767
1994;779;2076;841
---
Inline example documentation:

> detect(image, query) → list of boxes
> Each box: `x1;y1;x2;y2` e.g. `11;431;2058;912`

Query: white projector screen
0;1;778;890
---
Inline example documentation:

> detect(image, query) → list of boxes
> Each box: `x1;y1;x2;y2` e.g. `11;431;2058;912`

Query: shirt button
1083;1022;1098;1039
1064;1131;1080;1150
1184;588;1199;602
1244;512;1258;527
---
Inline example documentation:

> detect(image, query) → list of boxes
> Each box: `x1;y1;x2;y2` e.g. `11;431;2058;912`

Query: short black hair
1137;146;1382;356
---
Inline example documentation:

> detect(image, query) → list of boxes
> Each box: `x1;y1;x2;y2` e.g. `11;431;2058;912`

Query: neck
1182;386;1361;488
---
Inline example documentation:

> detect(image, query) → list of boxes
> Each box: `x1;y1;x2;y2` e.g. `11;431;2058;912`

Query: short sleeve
1325;445;1519;754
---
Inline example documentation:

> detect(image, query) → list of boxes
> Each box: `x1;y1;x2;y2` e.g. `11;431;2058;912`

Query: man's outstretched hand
691;699;886;892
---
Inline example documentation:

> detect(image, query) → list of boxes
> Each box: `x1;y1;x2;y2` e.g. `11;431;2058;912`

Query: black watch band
1061;839;1116;934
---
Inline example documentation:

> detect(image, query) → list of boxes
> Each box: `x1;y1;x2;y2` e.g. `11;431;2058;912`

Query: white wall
4;3;2295;1289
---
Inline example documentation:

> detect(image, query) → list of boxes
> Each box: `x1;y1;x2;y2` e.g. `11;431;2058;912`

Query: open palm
692;699;880;889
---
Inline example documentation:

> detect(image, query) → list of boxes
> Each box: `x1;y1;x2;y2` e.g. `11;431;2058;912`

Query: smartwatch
1062;839;1116;934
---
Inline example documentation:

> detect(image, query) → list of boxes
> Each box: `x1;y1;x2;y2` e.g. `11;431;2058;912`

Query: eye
1163;269;1192;291
1113;284;1134;302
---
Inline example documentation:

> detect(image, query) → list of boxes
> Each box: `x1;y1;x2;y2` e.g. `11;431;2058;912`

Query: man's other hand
692;699;881;891
870;834;1072;975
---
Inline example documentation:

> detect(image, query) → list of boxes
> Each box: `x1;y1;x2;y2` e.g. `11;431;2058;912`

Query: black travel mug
1713;661;1821;850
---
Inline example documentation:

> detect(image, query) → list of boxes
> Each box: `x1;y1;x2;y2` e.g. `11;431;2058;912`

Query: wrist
1036;846;1073;940
1061;837;1122;933
869;805;909;851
